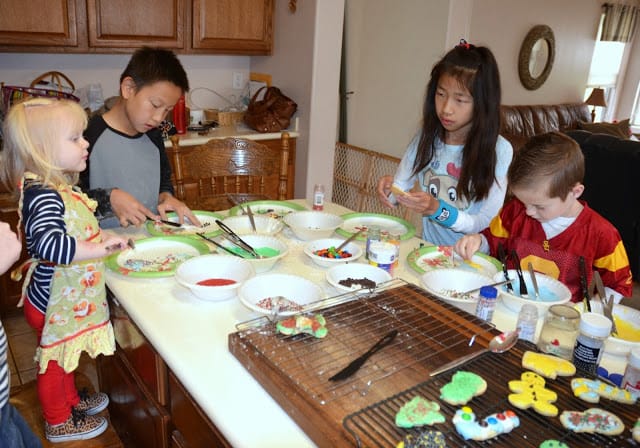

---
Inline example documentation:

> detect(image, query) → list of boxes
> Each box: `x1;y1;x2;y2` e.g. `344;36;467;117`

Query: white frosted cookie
571;377;636;404
559;408;624;435
453;406;519;441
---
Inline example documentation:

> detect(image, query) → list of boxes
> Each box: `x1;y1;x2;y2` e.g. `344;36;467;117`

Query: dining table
103;199;627;447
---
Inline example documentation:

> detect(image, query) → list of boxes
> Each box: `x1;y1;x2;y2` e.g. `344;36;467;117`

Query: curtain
601;3;639;42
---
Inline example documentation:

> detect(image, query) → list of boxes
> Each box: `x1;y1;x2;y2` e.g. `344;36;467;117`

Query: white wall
0;53;251;111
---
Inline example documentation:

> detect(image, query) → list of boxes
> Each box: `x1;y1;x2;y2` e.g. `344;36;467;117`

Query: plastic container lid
629;347;640;369
479;286;498;300
579;312;613;338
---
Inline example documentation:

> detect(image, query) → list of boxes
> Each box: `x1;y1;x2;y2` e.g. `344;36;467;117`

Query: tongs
215;219;261;258
226;194;256;232
510;249;528;298
497;243;513;292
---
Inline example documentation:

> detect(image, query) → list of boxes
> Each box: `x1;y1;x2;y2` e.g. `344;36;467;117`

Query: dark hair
508;131;584;199
413;41;502;202
120;47;189;92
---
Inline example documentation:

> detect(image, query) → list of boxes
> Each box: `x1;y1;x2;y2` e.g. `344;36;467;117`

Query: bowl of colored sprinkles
420;268;494;314
326;263;392;293
303;238;363;268
238;274;324;316
219;235;289;273
175;254;255;301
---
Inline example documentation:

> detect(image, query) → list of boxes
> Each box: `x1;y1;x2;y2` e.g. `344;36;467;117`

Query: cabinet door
87;0;184;49
192;0;273;54
0;0;78;46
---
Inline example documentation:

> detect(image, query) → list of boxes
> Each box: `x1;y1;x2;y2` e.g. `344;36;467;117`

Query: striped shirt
22;182;76;315
0;320;8;411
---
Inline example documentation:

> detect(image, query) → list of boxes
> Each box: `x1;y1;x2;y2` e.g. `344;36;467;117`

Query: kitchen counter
102;200;536;447
163;120;300;147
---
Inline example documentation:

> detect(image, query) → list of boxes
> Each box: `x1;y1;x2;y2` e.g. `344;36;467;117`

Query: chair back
170;133;289;211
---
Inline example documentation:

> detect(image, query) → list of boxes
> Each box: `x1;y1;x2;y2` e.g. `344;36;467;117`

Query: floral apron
18;174;115;374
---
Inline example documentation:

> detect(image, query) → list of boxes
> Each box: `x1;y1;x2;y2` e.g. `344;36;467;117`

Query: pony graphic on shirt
422;164;469;210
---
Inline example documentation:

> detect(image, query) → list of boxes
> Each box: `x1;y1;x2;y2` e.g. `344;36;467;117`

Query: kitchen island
101;200;529;447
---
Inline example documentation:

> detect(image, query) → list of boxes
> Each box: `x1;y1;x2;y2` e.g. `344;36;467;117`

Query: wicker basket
217;110;245;126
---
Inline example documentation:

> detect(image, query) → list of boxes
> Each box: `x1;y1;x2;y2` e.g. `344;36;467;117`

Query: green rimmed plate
145;211;223;237
335;213;416;241
228;200;306;218
106;236;209;278
407;245;501;277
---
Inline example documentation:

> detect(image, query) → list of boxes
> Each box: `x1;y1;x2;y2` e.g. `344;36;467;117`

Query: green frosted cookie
276;314;327;338
439;371;487;405
395;397;445;428
539;440;569;448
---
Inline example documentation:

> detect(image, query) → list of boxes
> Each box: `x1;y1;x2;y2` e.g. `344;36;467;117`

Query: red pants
24;300;80;425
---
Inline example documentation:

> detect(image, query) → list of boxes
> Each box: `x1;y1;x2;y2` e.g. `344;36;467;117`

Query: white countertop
163;121;300;147
105;200;605;447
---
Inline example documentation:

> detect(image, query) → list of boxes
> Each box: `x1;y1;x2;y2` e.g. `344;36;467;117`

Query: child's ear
121;77;137;99
571;183;585;199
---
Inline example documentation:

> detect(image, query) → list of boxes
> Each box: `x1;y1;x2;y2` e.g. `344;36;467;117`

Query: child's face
512;181;583;223
55;121;89;173
123;80;183;133
434;73;474;142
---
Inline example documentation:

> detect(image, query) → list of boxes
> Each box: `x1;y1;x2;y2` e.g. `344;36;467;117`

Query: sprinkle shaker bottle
572;312;612;375
622;347;640;394
173;95;186;134
516;304;538;343
312;184;325;210
475;286;498;322
365;226;381;261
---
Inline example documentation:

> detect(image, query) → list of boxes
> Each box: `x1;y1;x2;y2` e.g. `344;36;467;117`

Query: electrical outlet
232;72;243;89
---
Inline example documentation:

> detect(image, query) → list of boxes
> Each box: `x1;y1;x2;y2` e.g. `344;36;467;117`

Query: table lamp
585;87;607;122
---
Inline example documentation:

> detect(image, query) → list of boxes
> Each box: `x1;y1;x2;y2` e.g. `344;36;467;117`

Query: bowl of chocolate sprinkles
326;263;392;293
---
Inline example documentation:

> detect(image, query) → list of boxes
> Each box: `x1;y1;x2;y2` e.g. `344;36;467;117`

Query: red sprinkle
196;278;236;286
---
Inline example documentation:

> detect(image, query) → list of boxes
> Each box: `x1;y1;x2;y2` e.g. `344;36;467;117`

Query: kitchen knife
510;249;528;298
328;330;398;381
497;243;513;292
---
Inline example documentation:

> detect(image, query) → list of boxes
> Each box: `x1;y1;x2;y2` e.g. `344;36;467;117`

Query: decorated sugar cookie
570;377;636;404
439;371;487;405
276;314;327;338
539;440;569;448
453;406;519;441
522;351;576;379
395;397;446;428
633;418;640;442
396;430;446;448
508;371;558;416
559;408;624;435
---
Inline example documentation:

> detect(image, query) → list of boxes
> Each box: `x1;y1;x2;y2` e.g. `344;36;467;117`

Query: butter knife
511;249;528;298
328;330;398;381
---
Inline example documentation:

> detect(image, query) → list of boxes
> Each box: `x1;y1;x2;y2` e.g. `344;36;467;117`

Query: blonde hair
1;98;87;194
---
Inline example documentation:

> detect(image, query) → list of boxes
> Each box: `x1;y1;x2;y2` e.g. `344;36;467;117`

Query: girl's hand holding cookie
395;190;439;215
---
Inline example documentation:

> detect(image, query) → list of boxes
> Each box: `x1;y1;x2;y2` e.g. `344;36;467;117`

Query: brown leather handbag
243;86;297;133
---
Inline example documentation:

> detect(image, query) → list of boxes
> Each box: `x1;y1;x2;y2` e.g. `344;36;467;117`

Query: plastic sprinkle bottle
622;347;640;394
572;312;612;375
475;286;498;322
365;226;381;261
313;184;325;210
516;303;538;343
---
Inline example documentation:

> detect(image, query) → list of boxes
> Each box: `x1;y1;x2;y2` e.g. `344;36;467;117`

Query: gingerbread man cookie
395;396;445;428
522;351;576;379
453;406;519;441
508;371;559;416
439;371;487;405
559;408;624;435
571;377;636;404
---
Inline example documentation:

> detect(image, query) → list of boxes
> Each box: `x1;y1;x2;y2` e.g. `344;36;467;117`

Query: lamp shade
585;88;607;107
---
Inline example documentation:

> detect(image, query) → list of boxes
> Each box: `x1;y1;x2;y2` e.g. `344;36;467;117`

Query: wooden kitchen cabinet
0;0;273;54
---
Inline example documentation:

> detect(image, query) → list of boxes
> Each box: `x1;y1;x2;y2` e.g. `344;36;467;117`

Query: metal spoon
430;330;519;376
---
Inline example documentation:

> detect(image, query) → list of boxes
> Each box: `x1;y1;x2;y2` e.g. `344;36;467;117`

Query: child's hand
377;175;395;208
395;190;439;215
158;194;202;227
102;235;132;254
110;189;156;227
454;234;482;260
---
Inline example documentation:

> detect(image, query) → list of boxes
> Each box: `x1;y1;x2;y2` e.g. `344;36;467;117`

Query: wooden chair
169;132;290;211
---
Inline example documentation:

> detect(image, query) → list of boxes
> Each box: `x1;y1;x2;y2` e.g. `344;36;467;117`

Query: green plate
407;245;501;277
106;236;209;278
335;212;416;241
228;200;306;218
145;211;223;237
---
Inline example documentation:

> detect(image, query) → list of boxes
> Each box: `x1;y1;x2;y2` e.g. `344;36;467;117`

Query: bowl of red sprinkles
175;254;255;301
303;238;363;268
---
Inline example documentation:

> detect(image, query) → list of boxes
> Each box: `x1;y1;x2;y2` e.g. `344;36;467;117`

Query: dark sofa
565;130;640;279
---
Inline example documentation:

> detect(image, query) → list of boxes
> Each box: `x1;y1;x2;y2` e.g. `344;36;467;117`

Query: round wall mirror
518;25;555;90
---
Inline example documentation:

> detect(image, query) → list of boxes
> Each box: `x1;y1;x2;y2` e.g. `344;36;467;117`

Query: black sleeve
81;115;115;219
148;129;175;195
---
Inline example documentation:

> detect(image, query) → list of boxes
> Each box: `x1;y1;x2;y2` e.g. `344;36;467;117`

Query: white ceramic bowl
420;268;494;314
303;238;363;268
493;269;572;314
326;263;392;293
238;274;324;316
175;255;255;301
599;303;640;357
283;211;343;241
219;235;289;273
221;215;284;236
